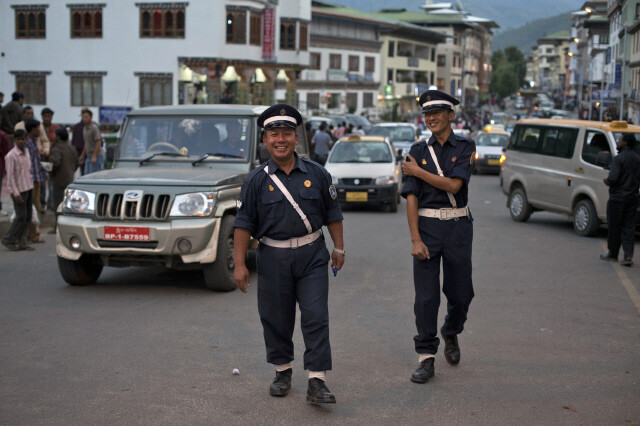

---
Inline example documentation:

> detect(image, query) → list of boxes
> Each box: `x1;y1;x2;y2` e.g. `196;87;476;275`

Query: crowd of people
305;120;366;165
0;91;97;251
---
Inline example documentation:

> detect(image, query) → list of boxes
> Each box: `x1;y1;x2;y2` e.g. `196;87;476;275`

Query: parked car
56;104;310;291
324;134;403;212
501;118;640;236
344;114;373;134
474;126;510;174
369;122;418;157
308;116;343;132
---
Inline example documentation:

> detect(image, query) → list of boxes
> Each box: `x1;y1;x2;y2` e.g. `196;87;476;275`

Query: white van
501;119;640;236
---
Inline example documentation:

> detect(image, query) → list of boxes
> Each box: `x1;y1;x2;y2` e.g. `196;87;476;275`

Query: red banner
262;8;274;60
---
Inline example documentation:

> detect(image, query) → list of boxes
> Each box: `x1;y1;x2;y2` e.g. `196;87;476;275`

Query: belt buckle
289;237;299;249
439;208;450;220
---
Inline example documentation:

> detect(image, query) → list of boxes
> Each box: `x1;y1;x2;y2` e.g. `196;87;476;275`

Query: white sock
275;363;292;372
308;371;326;381
419;354;435;363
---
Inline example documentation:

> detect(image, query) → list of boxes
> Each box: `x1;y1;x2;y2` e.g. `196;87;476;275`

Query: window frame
280;19;296;50
14;5;47;39
249;10;262;46
139;3;186;39
136;72;173;108
348;55;360;73
226;7;247;44
67;72;105;107
329;54;342;70
299;22;308;51
12;71;49;105
309;52;321;70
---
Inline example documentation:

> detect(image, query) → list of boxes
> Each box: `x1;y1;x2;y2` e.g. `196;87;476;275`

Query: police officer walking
400;90;476;383
600;133;640;267
234;104;345;403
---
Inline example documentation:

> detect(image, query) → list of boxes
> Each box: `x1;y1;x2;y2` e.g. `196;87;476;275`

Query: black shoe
600;253;617;262
411;357;435;383
1;240;19;251
269;368;292;397
306;378;336;403
443;335;460;366
621;258;634;267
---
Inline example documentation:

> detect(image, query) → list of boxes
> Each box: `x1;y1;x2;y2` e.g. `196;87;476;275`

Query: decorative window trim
134;72;172;78
10;70;52;76
64;71;107;77
11;4;49;11
135;2;188;9
66;3;106;11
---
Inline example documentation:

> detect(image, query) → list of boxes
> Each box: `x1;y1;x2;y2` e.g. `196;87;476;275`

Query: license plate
103;226;150;241
487;159;500;165
346;192;368;202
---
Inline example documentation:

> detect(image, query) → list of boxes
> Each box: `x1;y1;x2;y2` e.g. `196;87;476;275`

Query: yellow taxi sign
345;134;361;141
610;121;628;129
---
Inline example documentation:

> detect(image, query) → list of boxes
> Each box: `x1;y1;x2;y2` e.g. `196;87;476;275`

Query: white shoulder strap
427;144;457;208
264;166;313;234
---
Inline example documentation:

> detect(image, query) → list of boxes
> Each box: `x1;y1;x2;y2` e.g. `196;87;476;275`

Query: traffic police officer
234;104;345;403
401;90;476;383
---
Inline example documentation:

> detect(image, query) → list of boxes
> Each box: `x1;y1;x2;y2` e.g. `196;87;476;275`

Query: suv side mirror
596;151;612;169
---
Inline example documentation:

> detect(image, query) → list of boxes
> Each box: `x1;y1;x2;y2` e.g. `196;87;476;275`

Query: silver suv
56;105;309;291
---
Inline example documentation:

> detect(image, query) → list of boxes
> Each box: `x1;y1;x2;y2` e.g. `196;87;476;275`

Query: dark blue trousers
257;237;332;371
607;198;639;259
413;216;474;355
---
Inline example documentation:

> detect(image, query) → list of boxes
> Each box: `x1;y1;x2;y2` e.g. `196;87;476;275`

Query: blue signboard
99;106;133;124
614;62;622;89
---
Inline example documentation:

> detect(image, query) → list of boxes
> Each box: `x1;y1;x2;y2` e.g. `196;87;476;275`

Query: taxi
324;134;403;212
474;125;510;174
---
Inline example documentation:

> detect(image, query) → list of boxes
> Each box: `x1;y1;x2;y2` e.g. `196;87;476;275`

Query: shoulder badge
304;180;311;187
470;152;475;164
236;199;243;209
329;185;337;200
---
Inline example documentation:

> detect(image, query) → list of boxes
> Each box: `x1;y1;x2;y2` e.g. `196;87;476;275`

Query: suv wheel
203;215;237;292
58;255;103;286
573;199;599;237
508;187;532;222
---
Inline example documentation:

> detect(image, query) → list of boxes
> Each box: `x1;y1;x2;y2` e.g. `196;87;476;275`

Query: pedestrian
48;127;78;233
1;129;34;251
234;104;345;404
78;109;104;174
400;89;476;384
71;109;88;173
353;125;365;136
16;106;50;212
0;128;10;216
333;122;346;140
24;118;45;243
41;107;59;211
311;122;332;165
1;92;24;139
600;133;640;267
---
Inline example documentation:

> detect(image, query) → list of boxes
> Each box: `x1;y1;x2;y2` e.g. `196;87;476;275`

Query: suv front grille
95;192;171;220
340;178;374;186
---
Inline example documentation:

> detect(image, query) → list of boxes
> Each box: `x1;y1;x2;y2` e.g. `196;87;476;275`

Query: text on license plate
103;226;150;241
487;159;500;165
346;192;368;202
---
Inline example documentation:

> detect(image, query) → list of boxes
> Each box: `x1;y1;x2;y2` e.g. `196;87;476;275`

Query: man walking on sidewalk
48;128;77;233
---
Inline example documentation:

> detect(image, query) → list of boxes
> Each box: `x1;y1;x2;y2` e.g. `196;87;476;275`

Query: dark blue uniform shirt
235;154;343;240
401;132;476;208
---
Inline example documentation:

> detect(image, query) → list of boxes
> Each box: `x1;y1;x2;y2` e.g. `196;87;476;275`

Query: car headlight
375;175;396;185
475;152;483;160
331;175;339;185
169;192;215;217
63;189;96;214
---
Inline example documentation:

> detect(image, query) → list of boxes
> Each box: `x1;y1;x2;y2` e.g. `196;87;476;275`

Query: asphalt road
1;174;639;425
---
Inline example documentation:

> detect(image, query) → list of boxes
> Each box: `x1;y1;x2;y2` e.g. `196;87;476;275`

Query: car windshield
369;125;416;142
613;132;640;155
477;133;509;147
116;116;253;161
328;141;392;163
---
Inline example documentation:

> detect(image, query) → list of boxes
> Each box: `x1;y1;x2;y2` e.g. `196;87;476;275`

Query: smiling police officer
401;90;476;384
234;104;345;403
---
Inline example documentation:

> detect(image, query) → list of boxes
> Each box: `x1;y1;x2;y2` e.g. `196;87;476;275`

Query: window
387;68;393;84
307;93;320;110
539;128;577;158
329;54;341;70
363;92;374;108
13;5;47;39
12;72;48;105
600;34;609;45
346;92;358;110
581;131;611;165
280;19;296;50
431;48;435;62
226;8;246;44
299;23;308;51
327;93;340;109
137;73;172;107
388;41;395;57
69;5;103;38
437;55;446;67
365;57;375;73
139;3;186;38
437;78;446;90
310;53;321;70
67;72;105;107
512;126;541;152
249;11;261;46
348;55;359;72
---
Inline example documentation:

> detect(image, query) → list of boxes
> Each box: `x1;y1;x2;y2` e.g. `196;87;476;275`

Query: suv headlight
475;152;483;160
375;175;396;185
169;192;215;217
63;189;96;214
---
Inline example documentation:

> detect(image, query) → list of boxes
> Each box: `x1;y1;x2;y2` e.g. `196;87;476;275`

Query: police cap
419;90;460;114
257;103;302;130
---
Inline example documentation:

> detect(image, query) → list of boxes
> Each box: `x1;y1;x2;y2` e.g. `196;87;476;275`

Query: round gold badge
304;180;311;187
421;159;427;165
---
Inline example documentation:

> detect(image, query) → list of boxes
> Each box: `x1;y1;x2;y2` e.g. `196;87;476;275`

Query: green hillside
492;13;573;53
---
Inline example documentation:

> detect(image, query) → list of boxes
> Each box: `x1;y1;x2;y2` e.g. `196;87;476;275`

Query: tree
490;46;526;96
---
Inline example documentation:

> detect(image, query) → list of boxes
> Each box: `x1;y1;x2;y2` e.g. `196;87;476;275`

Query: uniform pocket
261;191;284;218
299;188;322;225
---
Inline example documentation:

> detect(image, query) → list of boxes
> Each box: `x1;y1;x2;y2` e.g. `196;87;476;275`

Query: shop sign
327;70;348;81
262;8;274;60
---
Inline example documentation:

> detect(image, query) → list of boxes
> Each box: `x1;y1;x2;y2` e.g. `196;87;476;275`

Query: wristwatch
333;248;346;256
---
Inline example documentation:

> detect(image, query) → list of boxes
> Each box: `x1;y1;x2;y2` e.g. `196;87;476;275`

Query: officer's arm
406;194;429;260
327;220;345;270
233;228;252;293
410;164;463;193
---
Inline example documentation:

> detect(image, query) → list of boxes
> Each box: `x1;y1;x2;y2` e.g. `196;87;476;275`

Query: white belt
260;230;322;249
419;206;469;220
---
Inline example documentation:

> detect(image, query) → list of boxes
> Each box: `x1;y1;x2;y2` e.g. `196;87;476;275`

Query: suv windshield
328;141;392;163
477;133;509;147
370;125;416;142
116;116;253;161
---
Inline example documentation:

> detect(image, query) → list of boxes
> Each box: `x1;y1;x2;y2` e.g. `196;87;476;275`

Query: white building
0;0;311;126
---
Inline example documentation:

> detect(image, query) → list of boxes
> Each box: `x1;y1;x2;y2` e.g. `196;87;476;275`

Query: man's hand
402;154;422;177
91;154;97;164
14;195;24;205
234;263;250;293
411;240;430;260
331;251;345;271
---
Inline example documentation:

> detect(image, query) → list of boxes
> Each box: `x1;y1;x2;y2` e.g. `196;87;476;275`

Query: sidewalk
0;178;55;237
